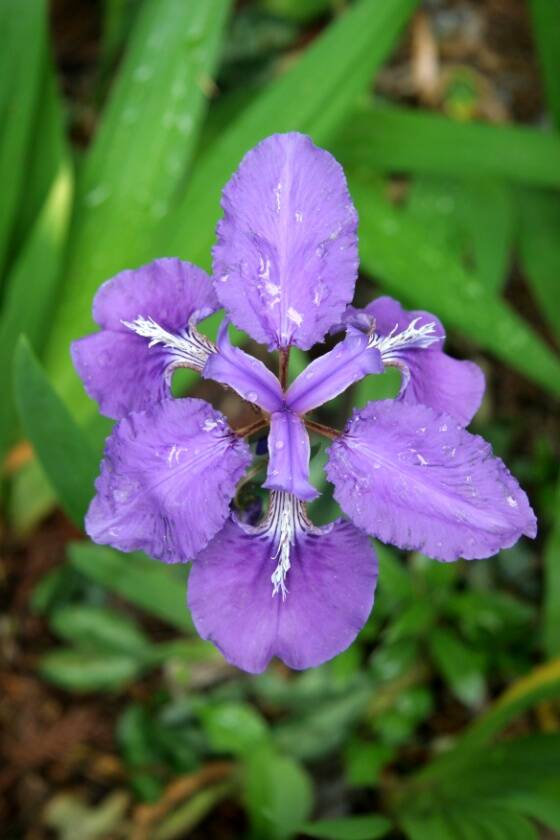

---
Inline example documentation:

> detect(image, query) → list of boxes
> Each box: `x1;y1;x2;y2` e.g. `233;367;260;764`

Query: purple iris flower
72;133;537;674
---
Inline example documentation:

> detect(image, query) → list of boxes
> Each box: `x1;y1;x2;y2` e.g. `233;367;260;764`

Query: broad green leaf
413;661;560;786
504;791;560;833
402;808;537;840
165;0;419;271
349;176;560;396
334;104;560;187
39;648;142;692
455;178;515;293
50;604;150;658
0;161;73;459
0;0;47;277
529;0;560;130
429;627;486;708
258;0;333;23
301;815;392;840
11;53;67;249
13;338;98;527
199;702;269;756
406;176;515;293
68;542;193;632
244;745;313;840
517;187;560;344
543;477;560;656
46;0;232;421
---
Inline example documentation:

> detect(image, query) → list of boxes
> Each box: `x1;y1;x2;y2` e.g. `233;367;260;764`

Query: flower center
239;490;317;600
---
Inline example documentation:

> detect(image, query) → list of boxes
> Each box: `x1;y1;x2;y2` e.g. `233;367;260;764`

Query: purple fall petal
202;320;283;412
286;330;383;414
326;400;537;562
188;492;377;673
349;296;484;426
71;258;218;419
213;132;358;350
264;411;318;501
86;398;251;563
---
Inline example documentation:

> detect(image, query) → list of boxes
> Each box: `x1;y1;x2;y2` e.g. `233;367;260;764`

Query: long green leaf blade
0;0;47;277
0;161;73;459
13;337;98;526
46;0;232;420
334;104;560;187
349;176;560;396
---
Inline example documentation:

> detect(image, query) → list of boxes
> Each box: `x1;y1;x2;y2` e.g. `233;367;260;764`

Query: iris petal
72;258;218;419
188;492;377;673
264;411;318;501
202;320;283;412
286;330;382;414
326;400;536;561
213;132;358;350
86;398;251;563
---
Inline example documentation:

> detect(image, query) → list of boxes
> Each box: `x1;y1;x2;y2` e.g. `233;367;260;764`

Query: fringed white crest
122;316;215;372
369;317;442;360
239;491;321;600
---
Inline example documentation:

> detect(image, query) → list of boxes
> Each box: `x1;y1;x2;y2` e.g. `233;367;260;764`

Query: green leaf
517;187;560;344
0;161;73;459
529;0;560;130
39;648;142;692
11;52;67;248
0;0;47;277
50;604;151;658
543;476;560;656
68;542;193;632
13;338;99;527
165;0;419;272
335;103;560;187
244;745;313;840
301;815;392;840
345;741;395;788
46;0;232;422
200;702;270;756
429;627;486;708
349;176;560;396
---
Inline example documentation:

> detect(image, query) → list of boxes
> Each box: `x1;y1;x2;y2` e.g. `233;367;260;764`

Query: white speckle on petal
506;495;518;508
287;307;303;327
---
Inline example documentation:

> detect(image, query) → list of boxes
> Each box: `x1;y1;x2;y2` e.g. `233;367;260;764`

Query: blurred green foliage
2;0;560;837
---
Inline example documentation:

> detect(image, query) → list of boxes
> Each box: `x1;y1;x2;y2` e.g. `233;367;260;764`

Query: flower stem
305;418;341;440
234;416;269;438
279;347;290;390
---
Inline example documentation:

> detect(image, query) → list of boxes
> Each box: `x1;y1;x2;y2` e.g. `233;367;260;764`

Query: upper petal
86;398;251;563
264;411;318;501
213;133;358;350
286;330;382;414
72;258;218;419
202;320;283;412
326;400;537;562
188;492;377;673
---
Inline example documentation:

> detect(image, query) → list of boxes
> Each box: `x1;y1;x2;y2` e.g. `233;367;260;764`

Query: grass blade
46;0;232;421
13;337;98;526
529;0;560;130
0;0;47;278
334;104;560;187
349;175;560;396
517;187;560;345
0;161;73;459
